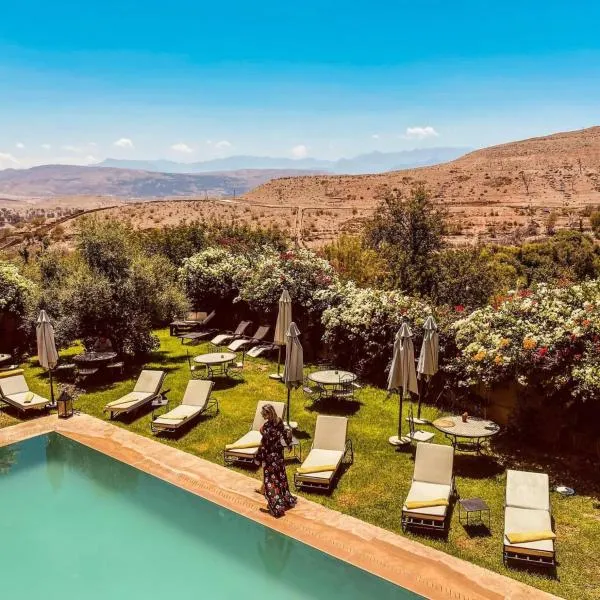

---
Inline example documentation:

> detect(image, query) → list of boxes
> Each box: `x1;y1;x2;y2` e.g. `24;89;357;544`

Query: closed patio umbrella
387;322;418;446
417;315;439;421
270;289;292;380
37;310;59;407
283;321;303;428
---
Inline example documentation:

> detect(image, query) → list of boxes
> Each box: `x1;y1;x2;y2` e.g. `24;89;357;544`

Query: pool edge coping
0;415;561;600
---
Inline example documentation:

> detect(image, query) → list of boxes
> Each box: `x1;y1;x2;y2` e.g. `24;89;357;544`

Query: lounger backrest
133;370;165;394
182;379;214;408
253;325;270;341
202;311;216;326
506;469;550;511
0;374;29;397
313;415;348;452
413;443;454;486
251;401;286;431
196;311;208;320
235;320;252;336
186;311;197;321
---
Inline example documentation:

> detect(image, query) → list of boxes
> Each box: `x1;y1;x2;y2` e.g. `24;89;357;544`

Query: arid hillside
244;127;600;244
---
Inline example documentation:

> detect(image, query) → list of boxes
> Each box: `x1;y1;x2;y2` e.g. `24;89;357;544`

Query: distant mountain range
0;165;323;199
98;147;470;175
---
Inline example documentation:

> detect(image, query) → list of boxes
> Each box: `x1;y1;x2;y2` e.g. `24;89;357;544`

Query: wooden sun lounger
103;369;165;420
401;443;456;533
0;374;50;414
151;379;216;434
294;415;353;492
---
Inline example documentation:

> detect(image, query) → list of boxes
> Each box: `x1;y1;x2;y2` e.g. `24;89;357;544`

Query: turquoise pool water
0;434;419;599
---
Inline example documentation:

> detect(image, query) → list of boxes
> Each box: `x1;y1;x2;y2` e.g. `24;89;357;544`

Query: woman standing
254;404;297;517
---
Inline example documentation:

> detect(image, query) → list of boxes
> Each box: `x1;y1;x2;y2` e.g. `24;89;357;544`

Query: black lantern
57;389;74;419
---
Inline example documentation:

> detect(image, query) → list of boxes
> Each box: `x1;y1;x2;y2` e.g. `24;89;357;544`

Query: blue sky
1;0;599;168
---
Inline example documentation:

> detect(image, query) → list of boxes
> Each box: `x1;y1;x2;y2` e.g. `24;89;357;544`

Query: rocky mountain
98;147;469;175
0;165;322;199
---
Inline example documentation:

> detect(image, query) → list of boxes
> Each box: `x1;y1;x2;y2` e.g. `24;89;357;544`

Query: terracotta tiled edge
1;415;560;600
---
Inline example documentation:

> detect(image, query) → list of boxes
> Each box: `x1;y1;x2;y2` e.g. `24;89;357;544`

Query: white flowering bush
0;262;37;315
239;247;338;314
179;247;251;307
321;282;445;381
448;281;600;403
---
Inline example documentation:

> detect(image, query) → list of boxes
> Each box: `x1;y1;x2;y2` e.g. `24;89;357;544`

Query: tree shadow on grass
306;396;362;417
454;454;504;479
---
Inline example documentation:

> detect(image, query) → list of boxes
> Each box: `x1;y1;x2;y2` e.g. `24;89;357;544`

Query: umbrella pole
398;391;403;439
277;346;282;376
286;386;291;427
49;368;56;408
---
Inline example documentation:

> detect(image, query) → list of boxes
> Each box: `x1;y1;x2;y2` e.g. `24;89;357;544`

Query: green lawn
3;328;600;599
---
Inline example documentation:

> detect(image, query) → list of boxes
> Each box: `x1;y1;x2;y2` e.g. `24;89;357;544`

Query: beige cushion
228;338;249;352
5;391;49;410
225;430;262;457
251;401;285;431
211;333;233;345
403;481;451;517
413;443;454;486
506;470;550;511
504;507;554;554
133;370;164;394
313;415;348;452
0;374;29;397
182;380;213;408
105;391;152;409
297;448;343;481
153;405;200;425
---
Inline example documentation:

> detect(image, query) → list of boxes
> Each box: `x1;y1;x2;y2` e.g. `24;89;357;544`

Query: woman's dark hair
261;403;281;425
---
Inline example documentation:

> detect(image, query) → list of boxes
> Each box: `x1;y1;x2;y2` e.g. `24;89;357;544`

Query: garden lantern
57;389;74;419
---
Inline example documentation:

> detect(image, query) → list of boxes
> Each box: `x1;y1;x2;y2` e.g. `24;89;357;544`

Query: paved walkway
0;415;559;600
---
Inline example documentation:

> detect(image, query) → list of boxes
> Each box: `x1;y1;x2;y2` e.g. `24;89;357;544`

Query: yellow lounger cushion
297;464;338;475
405;498;449;510
0;369;23;379
23;391;34;404
506;530;556;544
225;441;261;450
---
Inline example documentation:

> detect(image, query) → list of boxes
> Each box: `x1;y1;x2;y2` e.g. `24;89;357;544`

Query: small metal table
287;435;302;463
151;394;169;419
194;352;236;378
73;352;118;368
308;370;357;399
432;415;500;453
458;497;491;528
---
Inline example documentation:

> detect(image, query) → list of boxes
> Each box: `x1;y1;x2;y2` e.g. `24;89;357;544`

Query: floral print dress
255;420;297;517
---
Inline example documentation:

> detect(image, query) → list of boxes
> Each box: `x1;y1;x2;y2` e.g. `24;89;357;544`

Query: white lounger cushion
297;448;343;481
4;391;49;410
211;333;234;346
153;405;201;426
402;481;452;517
0;374;29;397
313;415;348;452
105;391;153;409
504;507;554;554
225;430;262;457
413;443;454;486
182;380;213;408
228;338;250;352
133;370;165;394
506;470;550;511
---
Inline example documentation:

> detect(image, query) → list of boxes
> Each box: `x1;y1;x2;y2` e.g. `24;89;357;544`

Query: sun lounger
223;400;286;465
401;443;456;532
227;325;270;353
169;311;208;335
151;379;216;434
294;415;353;492
103;369;165;420
210;321;252;348
0;374;50;414
503;470;556;568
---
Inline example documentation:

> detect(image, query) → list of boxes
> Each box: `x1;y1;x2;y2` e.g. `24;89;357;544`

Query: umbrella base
388;435;410;446
269;373;283;380
287;420;298;430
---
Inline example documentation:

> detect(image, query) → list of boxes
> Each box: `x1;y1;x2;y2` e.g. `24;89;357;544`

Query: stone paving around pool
0;414;559;600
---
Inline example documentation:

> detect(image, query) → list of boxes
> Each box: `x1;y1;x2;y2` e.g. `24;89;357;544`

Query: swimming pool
0;434;420;599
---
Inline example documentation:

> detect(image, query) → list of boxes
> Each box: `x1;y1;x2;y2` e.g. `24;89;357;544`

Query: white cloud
404;126;439;139
291;144;308;159
85;155;98;164
113;137;134;149
0;152;20;169
15;142;25;149
215;140;232;150
41;143;52;150
371;134;380;140
61;144;83;153
171;142;194;153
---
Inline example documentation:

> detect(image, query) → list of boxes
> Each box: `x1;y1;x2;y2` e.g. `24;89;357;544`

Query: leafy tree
365;184;446;296
590;210;600;237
